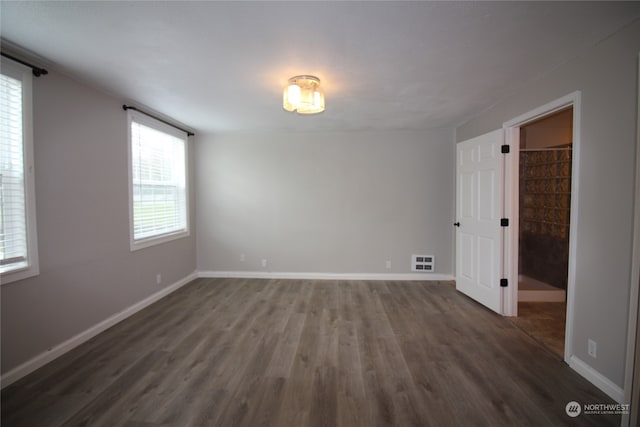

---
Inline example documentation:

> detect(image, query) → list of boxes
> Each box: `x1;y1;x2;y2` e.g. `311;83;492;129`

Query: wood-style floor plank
1;278;619;426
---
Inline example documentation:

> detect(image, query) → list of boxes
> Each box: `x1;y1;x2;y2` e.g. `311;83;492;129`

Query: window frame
0;59;39;284
127;110;190;251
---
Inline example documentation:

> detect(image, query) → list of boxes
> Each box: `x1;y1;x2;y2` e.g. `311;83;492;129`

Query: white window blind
129;114;188;249
0;72;28;272
0;58;37;283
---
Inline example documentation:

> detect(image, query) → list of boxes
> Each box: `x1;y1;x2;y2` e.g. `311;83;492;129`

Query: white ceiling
1;1;639;134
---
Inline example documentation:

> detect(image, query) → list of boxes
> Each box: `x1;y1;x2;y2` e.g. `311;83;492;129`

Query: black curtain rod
1;52;48;77
122;105;194;136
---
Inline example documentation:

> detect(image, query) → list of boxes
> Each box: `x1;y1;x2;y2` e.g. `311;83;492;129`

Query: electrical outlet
156;274;162;285
240;253;245;262
261;259;267;268
386;260;391;269
588;339;597;358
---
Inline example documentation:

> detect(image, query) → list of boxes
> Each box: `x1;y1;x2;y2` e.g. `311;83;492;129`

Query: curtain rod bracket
122;104;194;136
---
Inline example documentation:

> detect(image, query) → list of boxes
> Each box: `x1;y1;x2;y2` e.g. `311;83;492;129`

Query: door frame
502;91;581;365
623;53;640;425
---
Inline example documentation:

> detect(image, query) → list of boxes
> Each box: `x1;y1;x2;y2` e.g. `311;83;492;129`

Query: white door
456;129;503;314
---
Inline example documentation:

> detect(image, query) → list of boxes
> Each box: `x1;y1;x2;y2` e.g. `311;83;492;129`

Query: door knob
454;222;460;227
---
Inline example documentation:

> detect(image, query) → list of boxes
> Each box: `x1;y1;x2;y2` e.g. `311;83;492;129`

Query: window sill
130;230;190;252
1;264;40;285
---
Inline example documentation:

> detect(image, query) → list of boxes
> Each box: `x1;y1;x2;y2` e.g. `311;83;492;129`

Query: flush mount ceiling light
283;75;325;114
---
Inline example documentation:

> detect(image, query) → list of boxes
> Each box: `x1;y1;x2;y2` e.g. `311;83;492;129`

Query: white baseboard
0;270;198;389
198;270;454;281
569;355;624;403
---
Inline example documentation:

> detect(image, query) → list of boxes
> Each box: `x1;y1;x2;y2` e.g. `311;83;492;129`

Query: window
127;111;189;250
0;59;38;283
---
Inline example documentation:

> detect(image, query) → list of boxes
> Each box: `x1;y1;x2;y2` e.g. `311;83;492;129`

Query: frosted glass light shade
283;75;325;114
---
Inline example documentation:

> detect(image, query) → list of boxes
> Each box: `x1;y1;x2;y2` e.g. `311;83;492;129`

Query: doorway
454;92;580;361
512;107;573;359
502;92;581;364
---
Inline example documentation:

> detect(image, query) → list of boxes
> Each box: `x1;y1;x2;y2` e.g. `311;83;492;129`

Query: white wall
0;70;197;374
457;20;640;391
196;129;455;276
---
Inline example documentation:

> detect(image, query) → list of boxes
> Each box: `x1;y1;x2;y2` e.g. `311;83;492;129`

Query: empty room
2;1;640;426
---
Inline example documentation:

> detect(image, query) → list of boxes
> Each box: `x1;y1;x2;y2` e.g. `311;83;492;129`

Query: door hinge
500;218;509;227
501;144;510;154
500;278;508;287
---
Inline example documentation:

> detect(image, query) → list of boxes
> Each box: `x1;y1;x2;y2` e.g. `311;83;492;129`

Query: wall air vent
412;255;434;272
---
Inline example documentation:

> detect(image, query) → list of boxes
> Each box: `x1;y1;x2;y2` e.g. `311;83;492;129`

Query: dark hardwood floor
2;278;618;426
